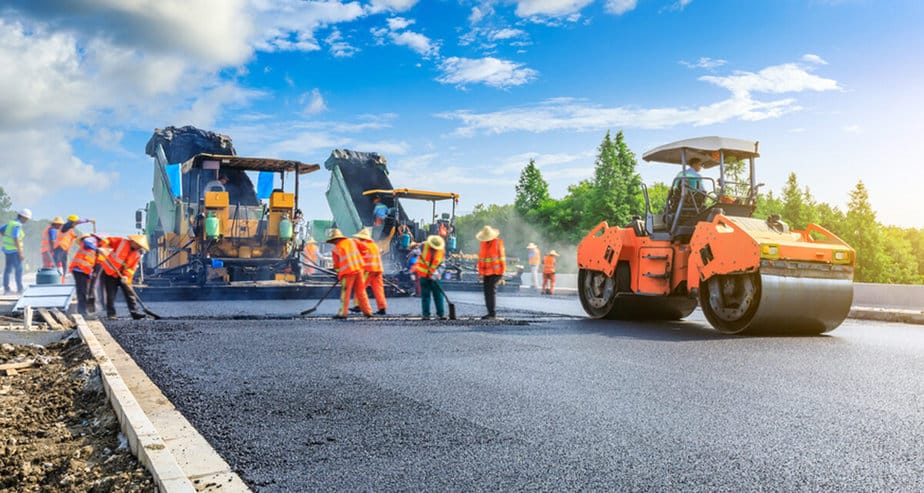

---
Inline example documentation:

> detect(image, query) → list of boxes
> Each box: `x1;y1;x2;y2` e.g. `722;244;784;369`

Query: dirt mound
0;338;154;492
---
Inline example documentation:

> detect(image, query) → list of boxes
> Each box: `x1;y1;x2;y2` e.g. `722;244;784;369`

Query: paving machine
136;126;324;299
576;136;855;334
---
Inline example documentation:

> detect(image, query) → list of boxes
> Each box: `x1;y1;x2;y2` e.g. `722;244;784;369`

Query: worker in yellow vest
327;229;372;319
542;250;560;295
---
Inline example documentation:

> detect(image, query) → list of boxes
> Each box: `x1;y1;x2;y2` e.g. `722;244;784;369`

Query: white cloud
390;30;439;57
437;60;841;135
490;28;527;41
249;0;366;53
325;29;359;57
366;0;419;14
514;0;596;18
802;53;828;65
604;0;638;15
662;0;693;13
843;124;861;133
680;57;727;69
436;57;538;88
387;17;415;30
301;89;328;115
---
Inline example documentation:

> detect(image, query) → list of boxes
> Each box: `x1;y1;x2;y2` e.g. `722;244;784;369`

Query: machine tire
699;273;762;334
578;268;618;319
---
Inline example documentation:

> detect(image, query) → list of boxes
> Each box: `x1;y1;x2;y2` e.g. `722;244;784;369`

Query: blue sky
1;0;922;235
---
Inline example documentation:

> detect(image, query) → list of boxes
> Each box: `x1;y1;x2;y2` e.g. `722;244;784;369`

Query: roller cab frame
576;136;855;335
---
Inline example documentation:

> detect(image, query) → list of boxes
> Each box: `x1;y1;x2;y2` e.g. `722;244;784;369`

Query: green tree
645;182;670;215
780;173;819;230
514;159;550;218
881;226;918;283
0;186;12;223
588;130;643;229
841;181;890;282
753;190;783;219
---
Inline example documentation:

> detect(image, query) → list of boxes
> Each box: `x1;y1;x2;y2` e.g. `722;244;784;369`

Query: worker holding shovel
414;235;446;320
351;227;387;315
327;229;372;320
68;234;100;318
97;234;149;320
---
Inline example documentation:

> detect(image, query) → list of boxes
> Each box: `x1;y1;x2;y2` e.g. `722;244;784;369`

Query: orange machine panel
637;247;673;295
270;191;295;209
204;191;229;208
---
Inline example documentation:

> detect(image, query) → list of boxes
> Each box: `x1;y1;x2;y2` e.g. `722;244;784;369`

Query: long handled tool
300;279;341;315
431;280;456;320
301;260;410;296
120;280;162;320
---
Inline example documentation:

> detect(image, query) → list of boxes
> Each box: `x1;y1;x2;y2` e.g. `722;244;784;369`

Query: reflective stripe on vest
41;226;56;255
332;239;363;277
543;255;556;274
69;247;97;275
477;238;506;276
54;229;76;251
100;238;139;281
1;220;22;253
356;239;383;273
413;244;444;277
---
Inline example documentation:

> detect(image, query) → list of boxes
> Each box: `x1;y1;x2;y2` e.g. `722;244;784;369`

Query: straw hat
526;242;537;249
128;234;150;251
548;250;560;257
51;216;65;224
352;227;373;241
426;235;445;251
326;228;347;243
475;225;500;242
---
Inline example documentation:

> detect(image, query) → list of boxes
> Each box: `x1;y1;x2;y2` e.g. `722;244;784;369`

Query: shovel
301;279;341;315
431;280;456;320
120;279;162;320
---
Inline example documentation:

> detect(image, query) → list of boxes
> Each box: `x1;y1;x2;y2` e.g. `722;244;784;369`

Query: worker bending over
326;229;371;319
98;234;148;320
352;227;387;315
415;235;446;320
542;250;560;295
54;215;95;282
41;217;64;269
476;225;506;320
69;234;100;318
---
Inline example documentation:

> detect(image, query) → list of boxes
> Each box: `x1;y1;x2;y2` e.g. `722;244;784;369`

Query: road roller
576;136;855;335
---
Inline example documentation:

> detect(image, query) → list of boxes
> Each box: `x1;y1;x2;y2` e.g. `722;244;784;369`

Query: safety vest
331;238;363;278
54;228;77;252
1;220;23;253
41;225;58;256
303;242;318;262
69;244;98;275
355;239;383;273
477;238;506;276
543;254;556;274
413;243;444;277
99;237;142;283
528;247;541;266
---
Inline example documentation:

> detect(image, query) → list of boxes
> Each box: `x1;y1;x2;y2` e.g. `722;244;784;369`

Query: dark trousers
3;252;23;293
72;270;98;316
419;277;444;317
101;274;142;318
482;274;502;316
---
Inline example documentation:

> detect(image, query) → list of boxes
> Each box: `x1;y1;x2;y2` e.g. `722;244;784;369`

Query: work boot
438;315;448;320
481;314;496;320
332;314;347;320
131;313;146;320
349;306;361;313
107;315;118;320
376;309;386;315
421;315;431;320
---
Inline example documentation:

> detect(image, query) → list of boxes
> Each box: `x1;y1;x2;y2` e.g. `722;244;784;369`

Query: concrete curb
849;307;924;325
75;316;196;492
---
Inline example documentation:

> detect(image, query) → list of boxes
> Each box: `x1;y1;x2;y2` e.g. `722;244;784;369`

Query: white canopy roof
642;136;759;168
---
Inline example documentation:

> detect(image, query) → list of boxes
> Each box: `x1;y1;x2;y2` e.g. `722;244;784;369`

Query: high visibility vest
41;225;58;256
69;245;98;275
303;242;318;263
355;239;383;273
477;238;506;276
527;247;541;266
331;238;363;278
54;228;77;252
413;243;444;277
543;254;556;274
99;237;142;283
1;220;23;253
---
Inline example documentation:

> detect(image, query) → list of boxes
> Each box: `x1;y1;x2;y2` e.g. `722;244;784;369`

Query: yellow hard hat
67;214;79;222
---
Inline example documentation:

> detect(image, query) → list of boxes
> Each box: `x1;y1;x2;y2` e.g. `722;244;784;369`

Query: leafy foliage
514;159;550;218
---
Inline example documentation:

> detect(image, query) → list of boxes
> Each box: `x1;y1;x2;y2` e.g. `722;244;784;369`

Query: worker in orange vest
54;214;95;282
327;228;372;319
476;225;506;320
98;234;148;320
526;242;541;291
351;227;387;315
41;217;65;269
542;250;560;295
414;235;446;320
302;237;319;276
69;234;100;317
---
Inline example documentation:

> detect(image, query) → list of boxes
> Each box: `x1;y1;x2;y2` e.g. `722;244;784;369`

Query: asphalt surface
105;294;924;492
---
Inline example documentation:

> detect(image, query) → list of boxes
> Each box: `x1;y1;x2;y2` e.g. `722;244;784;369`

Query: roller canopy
363;188;460;202
181;153;321;175
642;136;759;169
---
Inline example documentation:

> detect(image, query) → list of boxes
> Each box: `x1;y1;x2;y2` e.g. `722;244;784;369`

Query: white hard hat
18;208;32;220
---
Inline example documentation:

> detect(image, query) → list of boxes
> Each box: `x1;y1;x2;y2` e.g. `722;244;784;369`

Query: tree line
454;131;924;284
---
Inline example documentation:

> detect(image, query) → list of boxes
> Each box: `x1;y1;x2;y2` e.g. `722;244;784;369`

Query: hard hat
475;225;499;242
67;214;79;222
51;216;65;224
426;235;445;251
128;234;150;252
326;228;346;243
352;227;373;241
18;208;32;220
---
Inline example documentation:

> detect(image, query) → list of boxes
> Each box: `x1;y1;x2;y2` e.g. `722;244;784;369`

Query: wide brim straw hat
326;228;347;243
128;234;150;252
51;216;65;224
526;242;537;249
475;225;500;242
549;250;560;256
426;235;445;251
352;227;373;241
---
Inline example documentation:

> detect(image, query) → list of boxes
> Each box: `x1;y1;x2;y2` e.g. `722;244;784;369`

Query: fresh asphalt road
106;293;924;492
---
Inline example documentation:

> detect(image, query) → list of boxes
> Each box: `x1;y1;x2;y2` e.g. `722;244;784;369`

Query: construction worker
476;225;506;320
371;196;389;239
1;208;31;295
542;250;560;295
302;237;319;276
352;227;387;315
54;214;95;282
414;235;446;320
69;234;100;318
526;242;541;290
98;234;148;320
326;228;372;319
41;217;65;269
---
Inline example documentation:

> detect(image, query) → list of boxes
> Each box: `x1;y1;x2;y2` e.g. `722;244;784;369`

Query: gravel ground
0;338;154;492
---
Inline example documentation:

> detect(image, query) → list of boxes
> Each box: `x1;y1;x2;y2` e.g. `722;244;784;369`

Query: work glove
120;275;129;284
